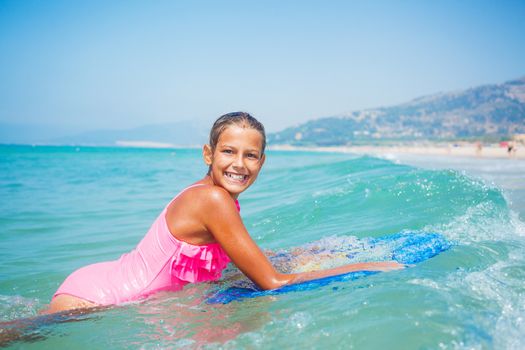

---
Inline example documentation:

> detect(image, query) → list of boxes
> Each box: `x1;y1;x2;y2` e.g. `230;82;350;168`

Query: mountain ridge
0;120;209;146
268;76;525;146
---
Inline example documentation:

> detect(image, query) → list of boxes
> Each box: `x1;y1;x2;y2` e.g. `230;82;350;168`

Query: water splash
0;295;41;322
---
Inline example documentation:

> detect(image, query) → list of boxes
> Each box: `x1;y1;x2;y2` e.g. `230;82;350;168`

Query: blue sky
1;0;524;132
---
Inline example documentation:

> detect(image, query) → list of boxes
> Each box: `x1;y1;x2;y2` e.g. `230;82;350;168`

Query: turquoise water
1;145;525;349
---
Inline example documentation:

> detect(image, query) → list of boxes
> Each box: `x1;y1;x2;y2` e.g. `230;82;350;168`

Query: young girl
46;112;403;313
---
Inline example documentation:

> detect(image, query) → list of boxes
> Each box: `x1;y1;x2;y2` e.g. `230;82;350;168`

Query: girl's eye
247;153;259;159
222;149;233;154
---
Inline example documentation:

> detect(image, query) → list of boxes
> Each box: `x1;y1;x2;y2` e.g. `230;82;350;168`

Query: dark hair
209;112;266;154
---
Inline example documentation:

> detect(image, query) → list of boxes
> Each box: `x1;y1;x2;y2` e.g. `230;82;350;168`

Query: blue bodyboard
207;232;451;304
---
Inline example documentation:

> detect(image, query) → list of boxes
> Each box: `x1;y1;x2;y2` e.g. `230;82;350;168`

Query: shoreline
2;142;523;160
269;143;524;160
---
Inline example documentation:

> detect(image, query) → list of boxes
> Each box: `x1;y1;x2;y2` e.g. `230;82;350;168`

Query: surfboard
207;232;451;304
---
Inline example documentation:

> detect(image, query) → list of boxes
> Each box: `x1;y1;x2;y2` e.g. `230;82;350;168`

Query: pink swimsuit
53;185;234;306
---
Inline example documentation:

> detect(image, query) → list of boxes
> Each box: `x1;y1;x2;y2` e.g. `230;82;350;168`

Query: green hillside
269;77;525;146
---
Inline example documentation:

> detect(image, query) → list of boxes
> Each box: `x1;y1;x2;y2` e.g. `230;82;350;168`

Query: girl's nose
233;154;245;168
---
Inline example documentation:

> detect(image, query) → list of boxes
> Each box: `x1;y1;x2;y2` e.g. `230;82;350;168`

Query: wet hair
209;111;266;154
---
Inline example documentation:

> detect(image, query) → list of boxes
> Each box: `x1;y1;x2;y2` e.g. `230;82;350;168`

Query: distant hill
268;77;525;146
52;121;209;146
0;120;209;146
0;122;81;145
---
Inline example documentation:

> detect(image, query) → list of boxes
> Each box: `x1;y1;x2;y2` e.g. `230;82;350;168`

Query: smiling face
203;125;266;198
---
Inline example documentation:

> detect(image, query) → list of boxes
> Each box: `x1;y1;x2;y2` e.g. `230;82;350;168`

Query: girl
46;112;403;313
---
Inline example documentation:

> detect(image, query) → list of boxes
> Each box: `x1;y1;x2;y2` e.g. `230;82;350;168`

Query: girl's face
203;125;265;198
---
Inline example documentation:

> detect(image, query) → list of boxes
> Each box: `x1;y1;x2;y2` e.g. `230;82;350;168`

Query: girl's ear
203;144;213;166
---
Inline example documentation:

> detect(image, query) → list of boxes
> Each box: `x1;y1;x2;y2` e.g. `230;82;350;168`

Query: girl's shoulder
184;182;228;196
175;183;234;208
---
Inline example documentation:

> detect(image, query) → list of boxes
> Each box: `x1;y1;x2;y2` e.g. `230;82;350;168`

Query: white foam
424;200;522;244
435;254;525;349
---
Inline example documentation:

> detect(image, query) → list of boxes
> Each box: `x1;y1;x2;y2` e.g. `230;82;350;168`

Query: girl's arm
202;188;403;290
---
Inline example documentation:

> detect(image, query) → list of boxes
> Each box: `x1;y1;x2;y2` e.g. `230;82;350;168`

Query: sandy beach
270;143;525;160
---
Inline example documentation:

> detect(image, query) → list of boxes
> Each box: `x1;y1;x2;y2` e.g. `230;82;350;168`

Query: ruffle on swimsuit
171;240;230;284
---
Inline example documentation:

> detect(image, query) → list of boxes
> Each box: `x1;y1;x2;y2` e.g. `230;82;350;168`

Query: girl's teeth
227;173;245;181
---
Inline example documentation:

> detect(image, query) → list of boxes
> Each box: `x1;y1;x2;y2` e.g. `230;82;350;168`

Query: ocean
1;145;524;349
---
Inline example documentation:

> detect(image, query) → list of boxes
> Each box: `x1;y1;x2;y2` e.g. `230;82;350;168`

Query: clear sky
1;0;524;132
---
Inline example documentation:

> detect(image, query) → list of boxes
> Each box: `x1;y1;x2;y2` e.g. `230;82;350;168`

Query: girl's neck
201;175;239;200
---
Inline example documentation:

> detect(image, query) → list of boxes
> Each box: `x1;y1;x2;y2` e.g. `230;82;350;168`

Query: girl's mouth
224;171;248;183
